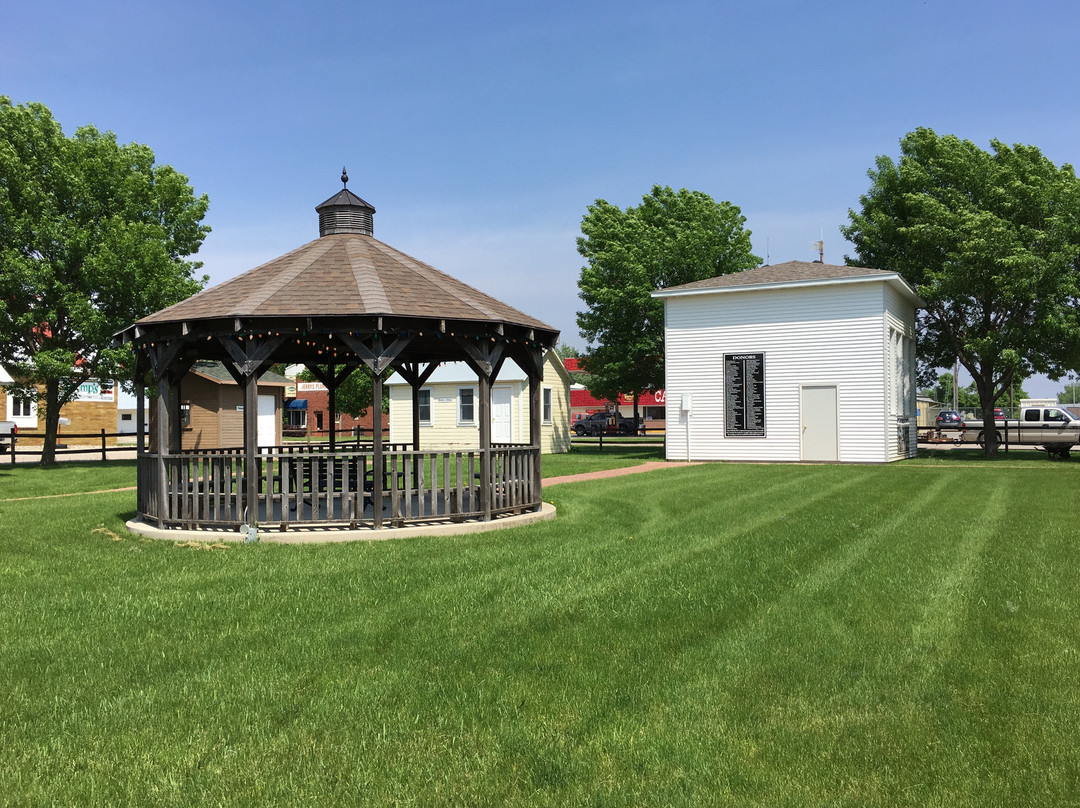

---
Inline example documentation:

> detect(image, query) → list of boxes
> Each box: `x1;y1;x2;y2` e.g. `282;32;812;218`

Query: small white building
387;351;572;454
654;261;922;463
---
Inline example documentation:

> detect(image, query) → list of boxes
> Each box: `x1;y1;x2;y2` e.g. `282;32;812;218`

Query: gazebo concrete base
125;502;556;544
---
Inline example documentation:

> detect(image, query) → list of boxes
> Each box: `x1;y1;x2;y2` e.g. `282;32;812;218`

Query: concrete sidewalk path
544;461;701;486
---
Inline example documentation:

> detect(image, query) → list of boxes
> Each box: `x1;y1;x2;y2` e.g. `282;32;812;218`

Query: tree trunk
632;393;640;435
974;374;999;458
39;378;63;465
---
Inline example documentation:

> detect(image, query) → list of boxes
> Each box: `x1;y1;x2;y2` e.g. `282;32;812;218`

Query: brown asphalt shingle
660;260;900;293
138;233;554;331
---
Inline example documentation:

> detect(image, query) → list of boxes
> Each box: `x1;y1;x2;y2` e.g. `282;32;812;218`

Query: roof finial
341;166;349;188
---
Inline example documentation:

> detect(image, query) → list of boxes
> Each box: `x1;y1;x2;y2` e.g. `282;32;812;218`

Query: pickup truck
961;406;1080;459
0;421;15;453
572;411;637;437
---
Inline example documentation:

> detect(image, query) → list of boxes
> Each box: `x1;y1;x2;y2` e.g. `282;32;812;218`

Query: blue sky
5;0;1080;397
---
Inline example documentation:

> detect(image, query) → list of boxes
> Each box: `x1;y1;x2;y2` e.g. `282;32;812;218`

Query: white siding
884;283;919;461
664;283;891;463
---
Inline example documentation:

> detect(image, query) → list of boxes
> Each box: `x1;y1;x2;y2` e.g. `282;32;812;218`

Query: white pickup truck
0;420;15;453
961;406;1080;459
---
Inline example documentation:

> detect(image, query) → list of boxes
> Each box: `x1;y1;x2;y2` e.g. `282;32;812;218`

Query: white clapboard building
654;261;922;463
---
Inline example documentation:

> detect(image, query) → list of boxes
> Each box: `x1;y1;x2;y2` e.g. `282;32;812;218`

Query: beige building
1;366;122;443
166;362;290;450
387;351;572;453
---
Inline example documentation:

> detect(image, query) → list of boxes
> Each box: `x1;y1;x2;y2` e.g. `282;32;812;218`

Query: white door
801;385;838;461
257;395;276;447
492;387;513;443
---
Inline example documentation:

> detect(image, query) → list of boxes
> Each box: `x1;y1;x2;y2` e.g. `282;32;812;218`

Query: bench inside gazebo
117;172;559;534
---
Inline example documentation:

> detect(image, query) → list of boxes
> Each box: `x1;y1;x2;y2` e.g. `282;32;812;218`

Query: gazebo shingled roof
118;171;558;366
136;233;554;331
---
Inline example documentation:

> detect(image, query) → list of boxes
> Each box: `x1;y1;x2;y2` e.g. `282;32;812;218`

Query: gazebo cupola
315;168;375;236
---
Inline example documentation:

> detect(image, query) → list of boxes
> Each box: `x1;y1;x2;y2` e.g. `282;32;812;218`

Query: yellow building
387;351;571;453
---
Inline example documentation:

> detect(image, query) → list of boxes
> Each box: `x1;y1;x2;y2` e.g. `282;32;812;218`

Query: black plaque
725;353;766;437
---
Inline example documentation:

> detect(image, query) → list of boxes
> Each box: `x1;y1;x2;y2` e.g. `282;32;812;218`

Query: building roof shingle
654;260;922;305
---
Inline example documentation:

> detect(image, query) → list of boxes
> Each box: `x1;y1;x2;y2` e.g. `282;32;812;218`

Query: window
7;395;37;427
418;389;432;425
12;397;33;417
542;387;553;424
180;402;192;428
458;387;475;424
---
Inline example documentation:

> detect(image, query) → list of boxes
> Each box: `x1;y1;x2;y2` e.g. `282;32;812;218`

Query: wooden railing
137;444;541;531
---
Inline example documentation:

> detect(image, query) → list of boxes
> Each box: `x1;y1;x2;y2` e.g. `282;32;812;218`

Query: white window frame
542;386;553;425
417;388;432;426
6;394;38;428
458;386;476;425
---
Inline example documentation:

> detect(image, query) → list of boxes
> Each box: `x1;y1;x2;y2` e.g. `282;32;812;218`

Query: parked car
573;411;636;437
0;421;14;453
935;410;962;428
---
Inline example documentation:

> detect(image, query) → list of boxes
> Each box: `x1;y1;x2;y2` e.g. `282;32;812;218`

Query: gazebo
116;172;559;534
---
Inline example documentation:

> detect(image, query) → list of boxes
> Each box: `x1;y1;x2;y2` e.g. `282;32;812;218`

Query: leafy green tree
576;185;759;420
842;128;1080;456
924;372;1028;413
0;98;209;463
1058;379;1080;405
553;341;581;360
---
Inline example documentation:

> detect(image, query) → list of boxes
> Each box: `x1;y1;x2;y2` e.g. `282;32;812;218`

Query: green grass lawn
1;455;1078;805
541;443;665;477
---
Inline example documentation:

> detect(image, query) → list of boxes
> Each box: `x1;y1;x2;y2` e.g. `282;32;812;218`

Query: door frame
800;384;839;462
491;385;513;443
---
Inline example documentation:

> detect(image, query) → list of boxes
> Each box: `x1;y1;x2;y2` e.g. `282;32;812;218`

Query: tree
553;341;581;359
0;98;209;463
576;185;759;421
1058;378;1080;405
842;128;1080;456
923;371;1028;413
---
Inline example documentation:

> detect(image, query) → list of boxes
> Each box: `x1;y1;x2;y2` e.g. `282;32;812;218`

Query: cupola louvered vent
315;167;376;236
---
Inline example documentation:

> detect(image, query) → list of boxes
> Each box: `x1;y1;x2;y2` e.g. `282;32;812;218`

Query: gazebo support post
523;345;545;511
147;340;186;528
170;377;183;453
135;377;145;456
328;362;336;452
304;363;358;452
243;371;259;529
395;361;439;454
339;334;414;529
410;386;421;454
457;339;506;523
371;370;384;529
219;334;285;531
154;374;171;528
529;371;542;505
478;372;491;521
